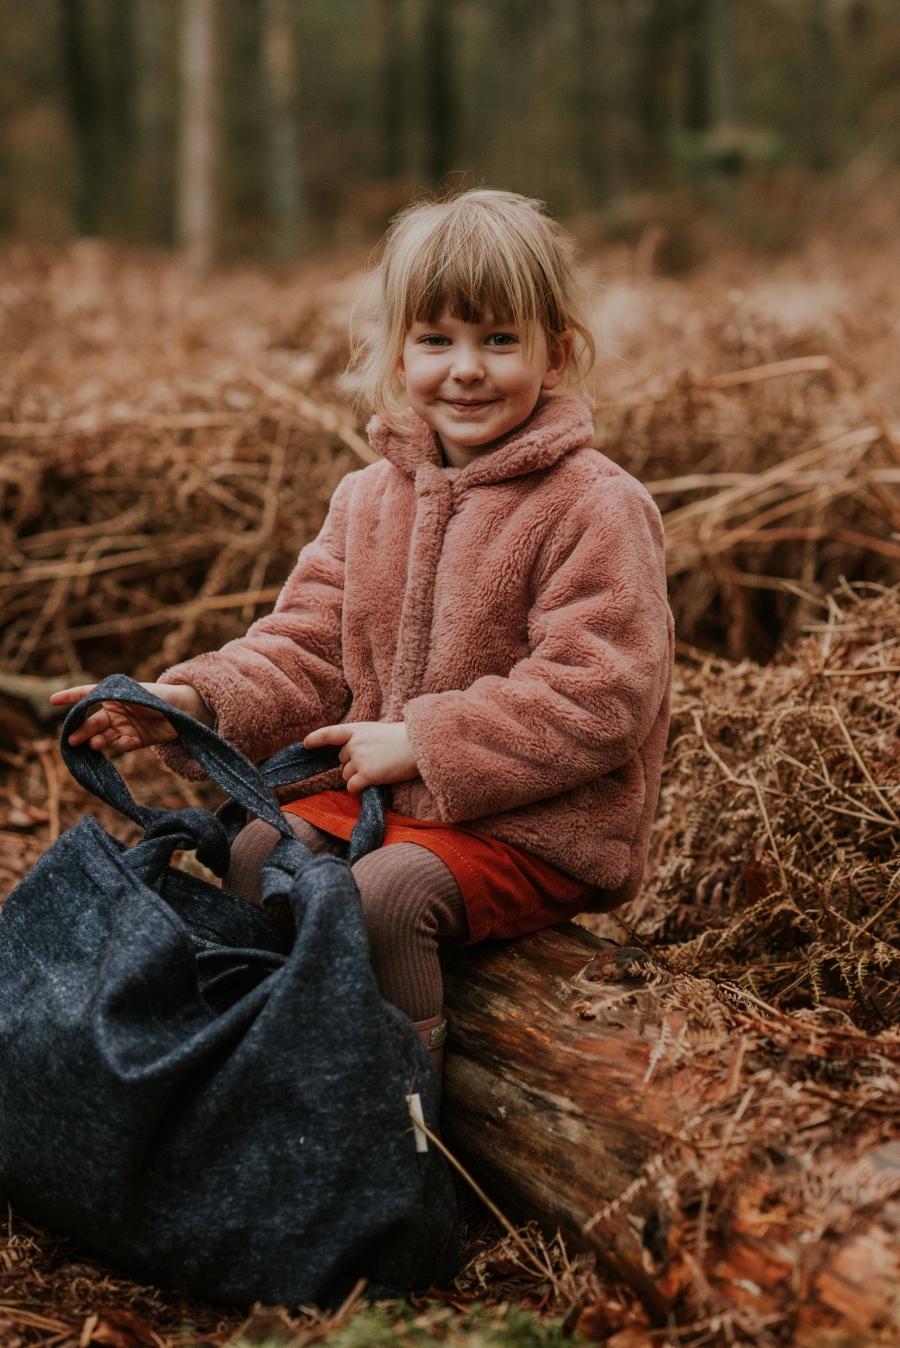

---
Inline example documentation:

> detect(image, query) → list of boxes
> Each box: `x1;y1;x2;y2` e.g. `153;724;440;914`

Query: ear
541;330;574;392
396;355;406;389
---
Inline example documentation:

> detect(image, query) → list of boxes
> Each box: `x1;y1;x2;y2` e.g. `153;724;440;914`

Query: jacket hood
366;394;595;486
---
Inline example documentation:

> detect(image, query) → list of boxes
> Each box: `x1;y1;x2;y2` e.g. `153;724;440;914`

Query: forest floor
5;182;900;1346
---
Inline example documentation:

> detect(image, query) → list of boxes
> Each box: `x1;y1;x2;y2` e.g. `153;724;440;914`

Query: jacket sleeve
403;473;672;822
155;472;355;779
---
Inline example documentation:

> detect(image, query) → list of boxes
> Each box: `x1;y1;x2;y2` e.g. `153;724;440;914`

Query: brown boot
414;1013;447;1079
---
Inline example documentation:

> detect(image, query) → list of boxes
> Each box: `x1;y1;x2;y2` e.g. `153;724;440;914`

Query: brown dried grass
6;211;900;1341
619;581;900;1031
0;1205;641;1348
4;219;900;683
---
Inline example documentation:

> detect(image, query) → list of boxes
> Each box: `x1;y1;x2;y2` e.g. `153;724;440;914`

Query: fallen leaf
606;1329;656;1348
88;1309;159;1348
6;807;48;829
574;1300;628;1340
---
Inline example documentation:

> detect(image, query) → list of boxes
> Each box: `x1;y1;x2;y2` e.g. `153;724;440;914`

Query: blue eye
420;335;451;346
486;333;518;347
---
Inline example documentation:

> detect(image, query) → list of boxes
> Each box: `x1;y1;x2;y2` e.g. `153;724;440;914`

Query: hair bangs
406;216;541;331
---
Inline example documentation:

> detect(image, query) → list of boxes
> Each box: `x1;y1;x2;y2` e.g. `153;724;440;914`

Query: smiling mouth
443;399;497;411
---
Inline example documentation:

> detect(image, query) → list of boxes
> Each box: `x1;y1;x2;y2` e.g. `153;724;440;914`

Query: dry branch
245;368;380;465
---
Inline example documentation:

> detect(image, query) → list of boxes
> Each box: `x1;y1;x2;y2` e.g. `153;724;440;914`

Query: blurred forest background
3;0;900;262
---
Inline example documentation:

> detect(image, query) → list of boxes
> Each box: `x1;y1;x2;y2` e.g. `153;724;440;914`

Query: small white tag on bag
406;1093;428;1152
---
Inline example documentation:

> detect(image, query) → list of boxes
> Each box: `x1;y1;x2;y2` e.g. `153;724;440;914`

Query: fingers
304;723;355;749
65;705;116;748
51;688;130;750
65;702;151;751
89;730;142;754
49;684;97;707
341;757;376;794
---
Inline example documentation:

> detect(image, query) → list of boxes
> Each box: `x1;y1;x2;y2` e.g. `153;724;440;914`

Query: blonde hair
352;189;596;426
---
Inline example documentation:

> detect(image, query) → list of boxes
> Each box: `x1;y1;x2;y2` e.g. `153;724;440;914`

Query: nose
449;343;484;384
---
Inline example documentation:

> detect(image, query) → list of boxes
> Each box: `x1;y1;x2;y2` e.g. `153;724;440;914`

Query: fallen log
440;922;900;1342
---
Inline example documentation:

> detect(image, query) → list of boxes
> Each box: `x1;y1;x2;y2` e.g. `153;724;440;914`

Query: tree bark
379;0;405;181
685;0;738;133
133;0;174;245
574;0;607;206
260;0;303;262
704;0;737;129
177;0;218;272
440;923;900;1337
423;0;452;185
638;0;681;159
806;0;835;171
59;0;103;236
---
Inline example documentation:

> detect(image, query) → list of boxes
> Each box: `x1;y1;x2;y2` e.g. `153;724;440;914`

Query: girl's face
398;309;572;468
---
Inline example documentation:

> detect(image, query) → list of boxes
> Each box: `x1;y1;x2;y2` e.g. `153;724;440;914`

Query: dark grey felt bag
0;676;455;1309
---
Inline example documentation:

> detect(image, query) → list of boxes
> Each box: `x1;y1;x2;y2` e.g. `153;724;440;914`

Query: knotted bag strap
60;676;387;880
60;675;303;881
218;741;386;867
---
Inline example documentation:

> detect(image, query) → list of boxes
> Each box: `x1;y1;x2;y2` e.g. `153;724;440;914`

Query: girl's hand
49;682;215;753
304;721;419;794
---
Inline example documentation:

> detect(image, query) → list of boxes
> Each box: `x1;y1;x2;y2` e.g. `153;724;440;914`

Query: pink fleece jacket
157;394;673;912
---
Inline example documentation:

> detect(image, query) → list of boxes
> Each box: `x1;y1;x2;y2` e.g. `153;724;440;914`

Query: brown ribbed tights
225;813;468;1022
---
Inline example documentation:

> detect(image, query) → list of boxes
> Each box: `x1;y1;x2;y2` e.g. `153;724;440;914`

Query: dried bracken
627;581;900;1032
6;220;900;1342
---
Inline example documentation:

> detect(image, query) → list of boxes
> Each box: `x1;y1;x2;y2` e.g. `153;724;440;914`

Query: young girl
54;190;673;1076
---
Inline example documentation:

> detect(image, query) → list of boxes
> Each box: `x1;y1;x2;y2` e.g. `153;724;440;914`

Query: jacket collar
366;394;594;486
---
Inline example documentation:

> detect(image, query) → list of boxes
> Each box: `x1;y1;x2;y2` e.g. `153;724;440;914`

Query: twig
406;1105;562;1292
240;422;287;623
695;1085;755;1260
0;411;247;438
829;703;899;822
34;741;60;844
712;525;900;563
39;586;282;643
703;355;835;389
692;710;746;786
0;538;230;590
246;367;380;466
703;354;900;466
856;868;900;935
10;575;73;673
747;770;786;889
0;1306;75;1335
822;666;900;676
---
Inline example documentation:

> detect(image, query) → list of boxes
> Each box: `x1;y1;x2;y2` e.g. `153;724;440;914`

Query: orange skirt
283;789;591;945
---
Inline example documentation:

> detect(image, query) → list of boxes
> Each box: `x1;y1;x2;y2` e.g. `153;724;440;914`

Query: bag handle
227;741;386;865
60;675;385;875
61;675;294;837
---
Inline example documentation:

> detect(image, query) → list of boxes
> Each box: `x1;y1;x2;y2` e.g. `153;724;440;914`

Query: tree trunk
440;923;900;1337
379;0;405;180
133;0;174;245
104;0;135;238
639;0;680;160
260;0;303;262
704;0;737;129
423;0;452;185
806;0;835;171
574;0;607;206
59;0;103;235
685;0;738;133
177;0;218;272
